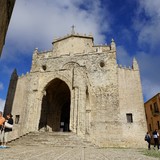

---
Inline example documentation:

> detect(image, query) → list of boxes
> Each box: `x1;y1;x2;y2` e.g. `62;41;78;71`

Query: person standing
2;113;14;148
144;132;151;150
152;129;159;150
0;111;5;146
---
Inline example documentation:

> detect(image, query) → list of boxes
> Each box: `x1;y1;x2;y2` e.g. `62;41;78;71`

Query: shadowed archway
39;78;71;132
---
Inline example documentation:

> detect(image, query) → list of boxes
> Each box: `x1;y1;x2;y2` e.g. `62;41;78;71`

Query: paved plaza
0;132;159;160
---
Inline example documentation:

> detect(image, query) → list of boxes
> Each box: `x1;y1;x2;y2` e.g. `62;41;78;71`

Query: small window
15;115;20;124
42;65;47;71
154;102;159;113
100;61;105;68
126;113;133;123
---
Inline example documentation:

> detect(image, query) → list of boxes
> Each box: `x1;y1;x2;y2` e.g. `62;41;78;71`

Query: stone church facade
4;30;147;148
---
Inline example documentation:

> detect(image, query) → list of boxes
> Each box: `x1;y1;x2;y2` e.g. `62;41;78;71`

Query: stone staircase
9;131;94;148
0;132;157;160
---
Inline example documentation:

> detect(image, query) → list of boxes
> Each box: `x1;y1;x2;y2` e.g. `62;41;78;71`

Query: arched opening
39;78;71;132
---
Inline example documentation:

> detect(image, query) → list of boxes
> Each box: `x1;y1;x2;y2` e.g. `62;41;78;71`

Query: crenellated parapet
132;57;139;70
110;38;116;51
93;39;116;53
118;57;139;71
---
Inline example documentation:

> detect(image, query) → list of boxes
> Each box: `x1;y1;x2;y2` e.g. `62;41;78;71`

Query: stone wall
53;35;94;56
5;33;147;148
7;74;30;141
118;64;147;147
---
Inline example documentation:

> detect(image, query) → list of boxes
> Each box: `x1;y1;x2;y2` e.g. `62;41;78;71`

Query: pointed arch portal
39;78;71;132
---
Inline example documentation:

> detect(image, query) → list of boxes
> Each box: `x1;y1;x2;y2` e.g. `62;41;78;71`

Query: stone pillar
70;89;74;132
85;86;91;135
77;86;86;137
73;87;79;133
35;92;45;131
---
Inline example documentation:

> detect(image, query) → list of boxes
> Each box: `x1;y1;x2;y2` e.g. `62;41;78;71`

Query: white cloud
0;82;3;90
4;0;110;60
132;0;160;100
134;0;160;51
0;98;5;112
139;0;160;17
136;51;160;100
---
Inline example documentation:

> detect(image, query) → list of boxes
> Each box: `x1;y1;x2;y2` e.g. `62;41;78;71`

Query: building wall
118;65;147;147
0;0;16;56
5;33;147;148
7;74;30;141
144;93;160;140
53;35;94;56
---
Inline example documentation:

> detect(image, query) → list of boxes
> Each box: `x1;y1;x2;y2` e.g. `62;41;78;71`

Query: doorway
39;78;71;132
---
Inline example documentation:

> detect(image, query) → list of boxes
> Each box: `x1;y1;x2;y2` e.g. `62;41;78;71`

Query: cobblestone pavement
0;132;159;160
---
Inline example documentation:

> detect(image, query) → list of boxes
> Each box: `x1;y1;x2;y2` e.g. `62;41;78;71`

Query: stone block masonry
4;31;147;148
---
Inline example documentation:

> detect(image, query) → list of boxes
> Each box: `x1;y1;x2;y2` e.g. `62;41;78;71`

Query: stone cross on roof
71;25;75;35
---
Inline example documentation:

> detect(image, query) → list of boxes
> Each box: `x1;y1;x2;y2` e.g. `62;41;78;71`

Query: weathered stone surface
0;132;158;160
4;32;147;148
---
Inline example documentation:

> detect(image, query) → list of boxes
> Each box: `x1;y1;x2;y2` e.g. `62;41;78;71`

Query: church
4;28;147;148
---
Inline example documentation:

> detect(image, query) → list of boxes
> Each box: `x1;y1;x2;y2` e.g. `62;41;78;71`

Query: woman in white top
152;129;159;150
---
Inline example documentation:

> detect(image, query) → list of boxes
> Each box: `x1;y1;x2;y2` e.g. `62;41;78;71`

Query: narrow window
15;115;20;124
150;104;152;112
126;113;133;123
154;102;159;113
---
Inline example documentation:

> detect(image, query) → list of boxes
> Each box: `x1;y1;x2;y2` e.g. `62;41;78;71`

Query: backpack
144;134;149;141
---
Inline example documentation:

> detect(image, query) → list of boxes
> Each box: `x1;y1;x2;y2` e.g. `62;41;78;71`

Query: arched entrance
39;78;71;132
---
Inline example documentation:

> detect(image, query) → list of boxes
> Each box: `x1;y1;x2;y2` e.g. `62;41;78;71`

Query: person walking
152;129;159;150
144;132;151;150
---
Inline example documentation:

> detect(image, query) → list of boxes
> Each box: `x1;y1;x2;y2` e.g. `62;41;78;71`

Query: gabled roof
52;33;94;44
144;93;160;104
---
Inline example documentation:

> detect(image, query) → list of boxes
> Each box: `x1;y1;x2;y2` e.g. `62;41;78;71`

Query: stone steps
9;131;94;148
0;132;157;160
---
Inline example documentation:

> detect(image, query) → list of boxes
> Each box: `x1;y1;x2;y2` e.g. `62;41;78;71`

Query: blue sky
0;0;160;111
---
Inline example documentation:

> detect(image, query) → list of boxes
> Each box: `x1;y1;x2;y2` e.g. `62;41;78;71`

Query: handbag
5;121;13;129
